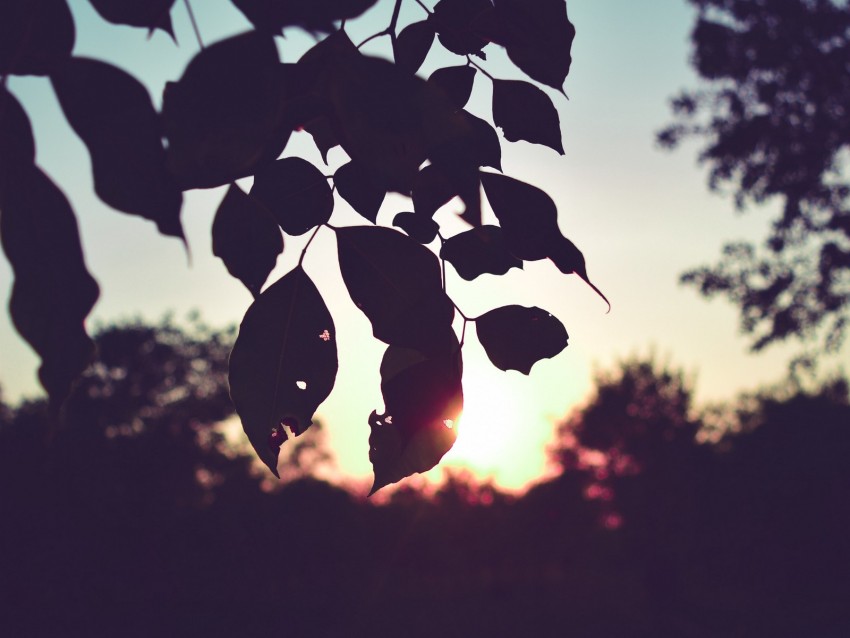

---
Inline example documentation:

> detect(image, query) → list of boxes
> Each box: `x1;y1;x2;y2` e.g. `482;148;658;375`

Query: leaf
547;234;611;311
0;88;35;173
336;226;455;352
51;57;184;239
323;52;468;193
426;138;482;226
251;157;334;236
394;20;435;74
440;225;522;280
392;212;439;244
334;160;385;223
369;339;463;493
476;305;567;374
493;0;576;91
461;110;502;171
480;170;558;261
0;0;74;76
412;164;456;218
429;65;476;109
0;165;99;414
162;32;290;190
88;0;176;37
302;116;339;164
231;0;379;34
480;171;610;307
229;266;338;476
429;0;492;57
492;79;564;154
212;184;283;298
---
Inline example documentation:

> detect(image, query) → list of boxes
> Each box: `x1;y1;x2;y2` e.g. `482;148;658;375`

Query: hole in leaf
443;419;454;429
296;380;307;390
319;329;331;341
385;415;393;424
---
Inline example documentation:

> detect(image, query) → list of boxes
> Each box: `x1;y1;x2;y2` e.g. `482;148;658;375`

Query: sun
440;368;545;490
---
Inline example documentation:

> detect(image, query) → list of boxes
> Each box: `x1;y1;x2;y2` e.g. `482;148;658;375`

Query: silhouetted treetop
0;0;601;492
660;0;850;353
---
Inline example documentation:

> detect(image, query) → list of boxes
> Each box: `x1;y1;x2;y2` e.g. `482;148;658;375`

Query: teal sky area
2;0;844;490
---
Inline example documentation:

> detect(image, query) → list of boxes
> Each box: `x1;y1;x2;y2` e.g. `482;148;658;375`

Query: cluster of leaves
659;0;850;354
0;0;602;492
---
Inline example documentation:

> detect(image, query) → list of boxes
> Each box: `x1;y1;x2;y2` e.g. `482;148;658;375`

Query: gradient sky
2;0;844;490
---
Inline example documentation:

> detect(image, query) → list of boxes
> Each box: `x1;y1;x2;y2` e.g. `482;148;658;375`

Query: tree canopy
4;328;849;636
0;0;599;492
659;0;850;355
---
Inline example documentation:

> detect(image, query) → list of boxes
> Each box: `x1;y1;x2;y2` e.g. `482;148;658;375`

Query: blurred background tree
660;0;850;356
3;322;848;636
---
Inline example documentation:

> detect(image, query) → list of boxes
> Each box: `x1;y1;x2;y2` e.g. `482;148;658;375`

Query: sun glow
440;370;547;491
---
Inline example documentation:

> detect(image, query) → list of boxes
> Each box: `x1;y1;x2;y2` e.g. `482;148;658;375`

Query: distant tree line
1;319;848;637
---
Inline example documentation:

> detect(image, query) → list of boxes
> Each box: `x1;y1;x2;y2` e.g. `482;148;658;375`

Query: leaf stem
183;0;205;49
466;56;495;81
357;0;404;49
413;0;433;15
299;225;322;266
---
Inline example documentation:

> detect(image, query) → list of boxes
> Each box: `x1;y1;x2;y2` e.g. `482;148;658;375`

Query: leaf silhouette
429;65;476;110
480;170;559;261
462;110;502;171
476;305;567;374
547;234;611;311
394;20;435;74
485;0;576;91
0;166;99;413
428;136;483;226
0;0;74;76
334;160;386;223
412;164;456;218
302;116;339;164
229;266;338;476
51;57;184;239
88;0;176;37
392;211;439;244
321;50;467;193
429;0;491;57
212;184;283;298
0;88;35;172
369;338;462;493
231;0;379;34
251;157;334;236
492;79;564;154
480;171;609;307
440;225;522;280
336;226;455;352
162;32;289;189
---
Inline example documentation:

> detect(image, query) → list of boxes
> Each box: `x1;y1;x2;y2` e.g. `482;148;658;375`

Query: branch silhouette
0;0;601;491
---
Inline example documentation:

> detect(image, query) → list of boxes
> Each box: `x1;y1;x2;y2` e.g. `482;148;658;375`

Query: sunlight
440;372;540;490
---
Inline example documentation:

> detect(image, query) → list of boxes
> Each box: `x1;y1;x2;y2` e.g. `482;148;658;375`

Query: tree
0;0;598;492
659;0;850;354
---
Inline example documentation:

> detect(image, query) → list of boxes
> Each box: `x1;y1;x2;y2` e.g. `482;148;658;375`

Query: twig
299;225;323;266
183;0;205;49
357;0;404;49
413;0;433;15
467;56;495;81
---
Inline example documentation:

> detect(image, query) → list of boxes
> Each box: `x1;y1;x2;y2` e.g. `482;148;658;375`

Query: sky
2;0;845;491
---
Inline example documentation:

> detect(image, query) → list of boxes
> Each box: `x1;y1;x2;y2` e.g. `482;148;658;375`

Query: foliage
0;0;598;491
659;0;850;354
4;345;850;636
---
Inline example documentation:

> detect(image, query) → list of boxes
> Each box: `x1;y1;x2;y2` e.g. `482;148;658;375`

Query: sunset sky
2;0;844;491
